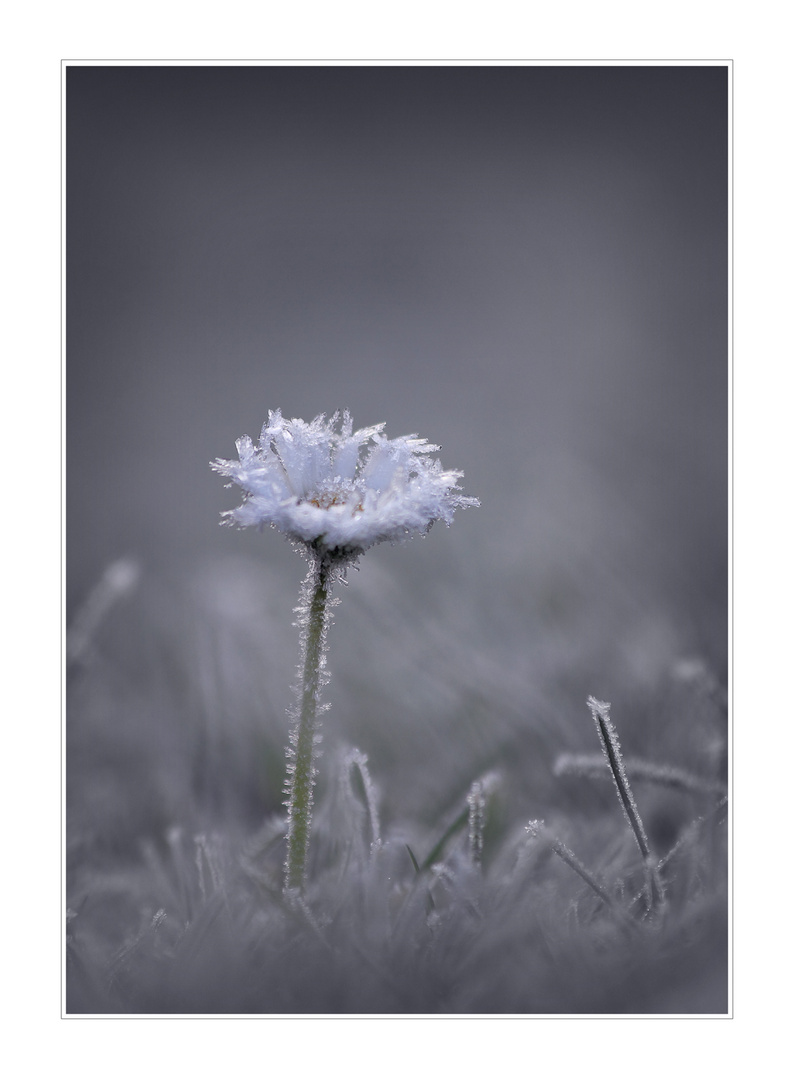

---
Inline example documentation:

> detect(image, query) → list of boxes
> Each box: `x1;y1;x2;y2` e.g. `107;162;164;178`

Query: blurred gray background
67;64;727;670
65;69;728;1014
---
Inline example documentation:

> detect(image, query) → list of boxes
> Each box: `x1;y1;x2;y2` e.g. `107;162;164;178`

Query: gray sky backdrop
67;64;727;669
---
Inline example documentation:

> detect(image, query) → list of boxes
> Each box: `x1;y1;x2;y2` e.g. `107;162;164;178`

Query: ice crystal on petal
212;409;478;563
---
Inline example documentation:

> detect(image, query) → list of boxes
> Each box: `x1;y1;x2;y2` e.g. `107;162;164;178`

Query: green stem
284;559;331;893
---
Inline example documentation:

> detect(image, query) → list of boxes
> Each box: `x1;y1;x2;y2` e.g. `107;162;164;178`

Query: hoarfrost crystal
212;409;479;563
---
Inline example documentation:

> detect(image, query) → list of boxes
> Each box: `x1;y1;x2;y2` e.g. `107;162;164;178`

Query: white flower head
212;409;479;563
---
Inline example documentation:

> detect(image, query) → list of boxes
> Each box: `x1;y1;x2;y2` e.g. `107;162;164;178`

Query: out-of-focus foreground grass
65;531;727;1014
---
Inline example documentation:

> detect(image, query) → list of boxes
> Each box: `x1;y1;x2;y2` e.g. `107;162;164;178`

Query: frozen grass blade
587;697;651;859
554;752;727;796
467;771;501;869
587;696;665;915
346;749;382;855
526;820;623;916
405;844;421;875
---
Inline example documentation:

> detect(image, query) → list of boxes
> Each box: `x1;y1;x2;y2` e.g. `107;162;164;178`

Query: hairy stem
284;560;331;893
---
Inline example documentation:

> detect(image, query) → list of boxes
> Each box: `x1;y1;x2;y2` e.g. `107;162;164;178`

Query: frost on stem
283;558;339;893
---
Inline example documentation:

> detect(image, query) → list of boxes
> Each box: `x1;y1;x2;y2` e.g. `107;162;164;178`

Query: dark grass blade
587;696;666;914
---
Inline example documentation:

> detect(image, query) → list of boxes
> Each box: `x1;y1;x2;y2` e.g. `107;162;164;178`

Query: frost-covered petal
259;414;331;497
331;439;364;481
362;442;401;492
212;439;292;501
212;410;478;562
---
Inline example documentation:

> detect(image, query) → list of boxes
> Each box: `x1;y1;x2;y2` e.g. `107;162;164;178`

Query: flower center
303;483;364;515
308;492;345;510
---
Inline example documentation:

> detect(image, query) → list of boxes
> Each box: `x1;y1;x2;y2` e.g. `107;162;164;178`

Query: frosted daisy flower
212;409;478;564
213;409;478;894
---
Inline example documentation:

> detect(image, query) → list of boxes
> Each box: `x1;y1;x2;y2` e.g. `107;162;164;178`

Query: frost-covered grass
65;546;727;1015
